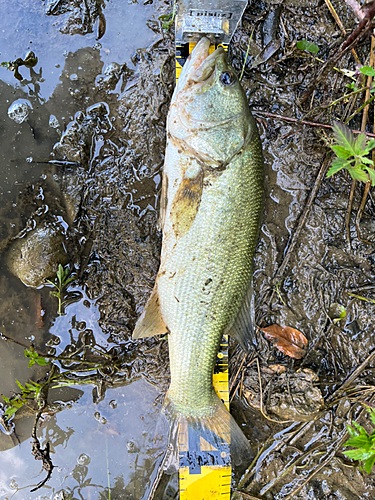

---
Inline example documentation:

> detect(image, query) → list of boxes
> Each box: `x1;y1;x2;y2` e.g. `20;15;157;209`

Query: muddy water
1;0;375;499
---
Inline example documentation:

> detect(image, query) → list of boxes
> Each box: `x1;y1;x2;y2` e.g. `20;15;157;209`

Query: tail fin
162;392;253;473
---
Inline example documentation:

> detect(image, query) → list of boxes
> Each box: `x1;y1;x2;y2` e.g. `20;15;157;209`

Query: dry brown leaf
261;324;308;359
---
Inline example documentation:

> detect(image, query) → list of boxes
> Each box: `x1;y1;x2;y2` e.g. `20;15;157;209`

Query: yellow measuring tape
175;42;231;499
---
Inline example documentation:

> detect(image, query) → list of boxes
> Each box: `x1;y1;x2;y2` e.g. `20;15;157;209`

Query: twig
324;0;360;63
355;36;375;242
345;179;356;251
253;111;375;137
233;492;264;500
330;349;375;397
259;444;324;496
30;410;55;492
273;156;330;282
255;358;292;424
345;93;375;123
344;0;369;23
0;333;112;367
282;394;375;500
300;2;375;103
240;27;255;81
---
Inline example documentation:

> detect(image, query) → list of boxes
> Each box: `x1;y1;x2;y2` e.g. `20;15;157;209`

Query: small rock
6;222;68;287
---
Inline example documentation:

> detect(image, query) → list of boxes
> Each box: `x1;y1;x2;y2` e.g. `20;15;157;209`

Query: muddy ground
1;0;375;498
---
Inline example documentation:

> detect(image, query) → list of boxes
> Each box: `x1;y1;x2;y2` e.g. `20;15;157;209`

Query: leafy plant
46;264;75;315
2;379;43;418
343;405;375;474
25;347;49;368
296;40;319;54
360;66;375;78
327;121;375;185
159;0;177;31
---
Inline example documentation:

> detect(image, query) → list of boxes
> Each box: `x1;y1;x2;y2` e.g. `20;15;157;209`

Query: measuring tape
175;42;231;499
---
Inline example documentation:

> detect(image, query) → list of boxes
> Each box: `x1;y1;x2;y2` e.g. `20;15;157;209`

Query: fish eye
220;71;236;86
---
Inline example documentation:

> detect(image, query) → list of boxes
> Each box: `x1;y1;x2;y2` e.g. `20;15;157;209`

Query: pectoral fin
226;279;255;352
132;287;168;339
170;168;203;237
157;171;168;231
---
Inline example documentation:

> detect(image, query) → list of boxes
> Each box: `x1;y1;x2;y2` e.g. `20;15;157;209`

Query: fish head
169;37;254;166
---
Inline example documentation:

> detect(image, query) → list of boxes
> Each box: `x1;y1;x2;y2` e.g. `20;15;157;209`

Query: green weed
343;405;375;474
46;264;75;315
24;347;49;368
327;121;375;185
2;379;43;419
296;40;319;54
158;0;177;31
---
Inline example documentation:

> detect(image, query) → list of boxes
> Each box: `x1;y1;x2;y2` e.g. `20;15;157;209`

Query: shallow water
0;0;165;497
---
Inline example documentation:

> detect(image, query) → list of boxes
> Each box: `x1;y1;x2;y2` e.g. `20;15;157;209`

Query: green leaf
331;145;352;159
327;158;348;177
4;407;19;418
352;421;368;435
63;276;75;287
364;454;375;474
332;121;356;155
2;395;10;404
364;405;375;427
348;167;370;183
15;380;25;391
36;357;49;366
45;279;57;287
57;264;64;285
366;138;375;151
359;157;374;165
50;291;59;298
28;359;35;368
158;13;172;21
353;132;367;155
344;435;371;448
296;40;319;54
360;66;375;77
343;449;374;461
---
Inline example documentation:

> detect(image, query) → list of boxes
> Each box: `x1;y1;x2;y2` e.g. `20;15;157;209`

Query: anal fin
132;287;168;339
226;278;255;352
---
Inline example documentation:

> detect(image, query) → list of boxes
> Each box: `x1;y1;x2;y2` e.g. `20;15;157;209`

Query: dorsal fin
226;279;255;352
132;287;168;339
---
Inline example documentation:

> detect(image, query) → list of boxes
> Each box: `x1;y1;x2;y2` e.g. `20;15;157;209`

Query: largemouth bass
133;37;263;460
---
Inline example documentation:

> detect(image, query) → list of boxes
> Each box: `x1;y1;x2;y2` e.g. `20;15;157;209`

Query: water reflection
0;0;168;497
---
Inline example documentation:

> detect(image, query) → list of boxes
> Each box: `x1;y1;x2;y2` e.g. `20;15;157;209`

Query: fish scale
161;147;263;412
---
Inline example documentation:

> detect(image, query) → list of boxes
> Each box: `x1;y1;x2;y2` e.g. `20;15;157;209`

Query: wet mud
1;0;375;498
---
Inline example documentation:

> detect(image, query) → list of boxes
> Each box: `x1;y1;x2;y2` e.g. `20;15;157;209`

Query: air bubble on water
100;417;107;424
93;43;102;50
77;453;91;466
49;115;60;128
26;157;33;163
70;73;78;81
127;441;136;453
94;411;101;421
8;99;32;124
109;400;117;409
9;479;18;490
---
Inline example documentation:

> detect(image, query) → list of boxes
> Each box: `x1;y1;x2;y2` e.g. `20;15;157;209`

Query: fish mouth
175;37;226;91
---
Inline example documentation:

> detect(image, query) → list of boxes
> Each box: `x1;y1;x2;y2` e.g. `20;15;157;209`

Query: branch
300;1;375;104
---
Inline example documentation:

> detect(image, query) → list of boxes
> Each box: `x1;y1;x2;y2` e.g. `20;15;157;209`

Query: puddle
0;380;164;499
